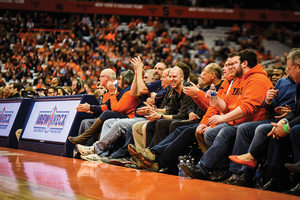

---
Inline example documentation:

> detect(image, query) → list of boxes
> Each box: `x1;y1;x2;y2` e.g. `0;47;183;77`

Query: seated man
230;49;300;193
224;58;296;186
69;69;117;146
131;61;192;150
70;70;140;146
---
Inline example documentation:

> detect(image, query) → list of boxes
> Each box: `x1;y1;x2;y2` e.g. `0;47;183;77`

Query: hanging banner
0;0;300;22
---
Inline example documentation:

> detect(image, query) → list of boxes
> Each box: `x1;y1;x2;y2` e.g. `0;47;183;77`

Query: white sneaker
81;154;102;162
77;144;95;156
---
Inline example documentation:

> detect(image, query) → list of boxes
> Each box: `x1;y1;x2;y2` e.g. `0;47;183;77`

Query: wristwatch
160;114;164;119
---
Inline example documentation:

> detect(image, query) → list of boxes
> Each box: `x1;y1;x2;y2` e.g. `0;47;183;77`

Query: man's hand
274;104;291;119
207;115;224;125
145;110;161;122
183;82;200;98
131;56;144;72
196;124;208;135
267;121;289;139
266;89;279;104
202;126;211;134
76;102;91;113
205;89;217;99
189;112;200;122
144;101;158;111
146;97;155;105
136;106;152;116
107;81;116;94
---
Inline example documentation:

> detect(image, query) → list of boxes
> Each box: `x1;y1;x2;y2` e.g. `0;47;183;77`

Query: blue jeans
93;117;146;155
156;124;200;172
111;127;133;158
240;121;274;173
204;123;230;148
200;123;239;170
290;124;300;162
229;119;274;173
151;123;198;155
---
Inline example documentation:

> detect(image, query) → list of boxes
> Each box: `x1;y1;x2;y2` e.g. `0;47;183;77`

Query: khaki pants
132;120;148;149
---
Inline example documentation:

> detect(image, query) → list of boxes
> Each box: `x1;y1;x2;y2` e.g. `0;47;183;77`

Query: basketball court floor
0;147;299;200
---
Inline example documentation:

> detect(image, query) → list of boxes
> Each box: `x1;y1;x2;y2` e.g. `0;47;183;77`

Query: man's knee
290;125;300;140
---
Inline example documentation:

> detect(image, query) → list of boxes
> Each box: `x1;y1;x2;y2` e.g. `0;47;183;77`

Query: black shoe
260;179;290;192
179;163;209;180
221;174;239;184
210;168;223;176
211;171;232;182
285;161;300;173
229;173;253;187
283;183;300;196
73;151;81;159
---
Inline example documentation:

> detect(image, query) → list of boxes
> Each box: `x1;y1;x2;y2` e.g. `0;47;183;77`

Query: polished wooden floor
0;147;299;200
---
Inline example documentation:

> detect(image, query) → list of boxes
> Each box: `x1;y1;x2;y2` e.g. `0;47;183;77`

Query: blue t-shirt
135;80;162;117
264;76;297;117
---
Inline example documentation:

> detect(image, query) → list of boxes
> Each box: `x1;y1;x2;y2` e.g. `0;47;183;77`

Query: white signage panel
21;100;80;143
0;102;21;137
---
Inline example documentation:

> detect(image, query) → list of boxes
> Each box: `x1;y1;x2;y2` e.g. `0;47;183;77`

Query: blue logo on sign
0;107;13;130
34;106;69;133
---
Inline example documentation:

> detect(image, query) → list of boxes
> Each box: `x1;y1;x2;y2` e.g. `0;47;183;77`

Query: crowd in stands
0;10;292;99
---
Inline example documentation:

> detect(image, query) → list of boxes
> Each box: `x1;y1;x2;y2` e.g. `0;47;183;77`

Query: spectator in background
51;77;62;87
96;82;106;104
57;87;66;96
3;85;10;98
0;87;3;99
264;68;273;82
47;86;57;96
26;19;34;29
8;74;19;84
84;83;94;95
143;69;154;84
272;66;286;86
64;86;73;95
8;83;21;98
72;78;87;95
82;14;91;26
36;78;44;89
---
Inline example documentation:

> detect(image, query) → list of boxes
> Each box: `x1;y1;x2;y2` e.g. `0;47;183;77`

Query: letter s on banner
163;6;169;16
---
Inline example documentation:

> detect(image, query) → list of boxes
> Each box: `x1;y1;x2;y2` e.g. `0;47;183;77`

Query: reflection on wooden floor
0;147;299;200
